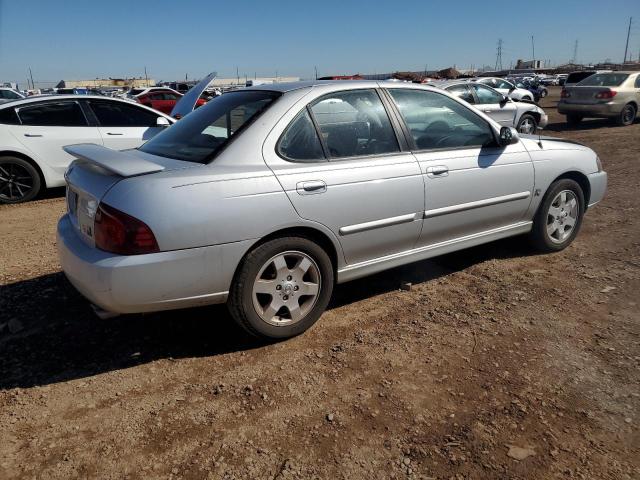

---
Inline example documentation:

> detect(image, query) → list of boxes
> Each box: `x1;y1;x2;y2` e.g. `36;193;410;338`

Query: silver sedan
57;81;607;339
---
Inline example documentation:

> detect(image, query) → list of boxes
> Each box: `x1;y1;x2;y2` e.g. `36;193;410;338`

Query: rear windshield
139;90;280;163
566;72;595;84
578;73;629;87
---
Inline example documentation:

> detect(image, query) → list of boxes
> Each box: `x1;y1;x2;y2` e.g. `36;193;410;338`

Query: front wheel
0;156;41;204
517;114;538;134
529;179;585;252
228;236;334;339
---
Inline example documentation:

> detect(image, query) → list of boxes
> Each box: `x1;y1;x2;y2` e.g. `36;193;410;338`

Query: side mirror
498;126;519;147
156;116;170;127
500;95;509;105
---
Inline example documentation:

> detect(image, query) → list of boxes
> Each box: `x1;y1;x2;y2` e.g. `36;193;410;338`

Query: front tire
517;114;538;134
228;236;334;339
529;179;585;252
0;156;41;204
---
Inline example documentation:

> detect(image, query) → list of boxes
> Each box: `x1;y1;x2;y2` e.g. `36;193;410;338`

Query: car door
469;84;518;127
385;87;534;247
8;100;102;176
85;99;168;150
263;87;424;265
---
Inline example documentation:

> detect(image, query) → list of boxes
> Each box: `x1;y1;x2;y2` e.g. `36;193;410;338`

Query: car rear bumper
587;171;607;208
57;214;253;315
558;101;622;118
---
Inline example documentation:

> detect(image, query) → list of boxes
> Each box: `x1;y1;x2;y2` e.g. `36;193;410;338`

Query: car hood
170;71;217;119
518;134;590;151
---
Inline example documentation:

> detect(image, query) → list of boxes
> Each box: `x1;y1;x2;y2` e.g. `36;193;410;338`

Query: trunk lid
563;86;614;105
62;144;197;246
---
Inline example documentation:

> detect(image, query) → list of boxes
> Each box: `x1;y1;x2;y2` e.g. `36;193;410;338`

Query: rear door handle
106;132;123;135
24;134;43;137
426;166;449;178
296;180;327;195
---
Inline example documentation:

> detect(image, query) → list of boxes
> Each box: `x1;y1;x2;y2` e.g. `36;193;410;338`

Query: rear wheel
0;156;41;204
228;236;334;339
615;103;636;126
529;179;584;252
516;114;538;134
566;114;583;127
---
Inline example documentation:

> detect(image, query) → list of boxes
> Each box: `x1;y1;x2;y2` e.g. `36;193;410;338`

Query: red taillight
595;90;617;99
94;203;159;255
560;88;570;98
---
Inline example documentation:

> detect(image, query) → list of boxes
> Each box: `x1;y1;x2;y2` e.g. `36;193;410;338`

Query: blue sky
1;0;639;87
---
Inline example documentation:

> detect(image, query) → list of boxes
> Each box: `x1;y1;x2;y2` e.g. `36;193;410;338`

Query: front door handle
106;132;123;135
24;134;43;137
297;180;327;195
426;166;449;178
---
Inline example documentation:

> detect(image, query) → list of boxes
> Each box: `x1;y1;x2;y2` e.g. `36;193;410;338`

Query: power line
495;39;503;71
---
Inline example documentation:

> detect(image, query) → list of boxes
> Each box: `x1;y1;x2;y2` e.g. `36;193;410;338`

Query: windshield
577;73;629;87
139;90;280;163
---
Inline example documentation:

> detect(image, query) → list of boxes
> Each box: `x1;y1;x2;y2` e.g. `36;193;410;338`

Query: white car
0;87;25;103
0;95;174;203
473;77;535;102
125;87;182;99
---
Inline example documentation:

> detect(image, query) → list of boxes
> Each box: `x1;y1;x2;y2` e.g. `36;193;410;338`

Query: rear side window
388;89;495;151
88;100;160;127
567;72;595;84
278;110;325;162
0;108;20;124
139;90;280;163
309;89;399;159
17;102;88;126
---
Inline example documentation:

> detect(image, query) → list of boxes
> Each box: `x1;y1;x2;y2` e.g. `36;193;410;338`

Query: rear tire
0;156;41;204
566;114;583;127
615;103;636;126
228;236;334;340
529;179;584;253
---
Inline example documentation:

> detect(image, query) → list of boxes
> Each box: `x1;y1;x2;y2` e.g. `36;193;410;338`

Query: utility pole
28;67;35;90
314;66;318;80
495;39;503;71
571;40;579;64
531;35;535;62
623;16;632;63
144;66;148;85
236;66;239;85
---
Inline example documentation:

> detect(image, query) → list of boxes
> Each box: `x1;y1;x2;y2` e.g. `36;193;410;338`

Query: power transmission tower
571;40;579;64
623;17;632;63
495;39;503;71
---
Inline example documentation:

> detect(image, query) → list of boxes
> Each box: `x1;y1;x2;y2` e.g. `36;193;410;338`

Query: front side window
0;108;20;124
278;110;325;162
309;89;399;159
388;89;495;150
139;90;280;163
88;100;160;127
17;102;87;126
471;84;503;105
446;85;475;104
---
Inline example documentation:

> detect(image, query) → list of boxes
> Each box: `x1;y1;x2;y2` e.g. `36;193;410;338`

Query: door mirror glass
498;126;519;146
156;116;170;127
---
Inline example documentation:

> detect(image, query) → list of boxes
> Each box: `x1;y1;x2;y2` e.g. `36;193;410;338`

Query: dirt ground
1;87;638;480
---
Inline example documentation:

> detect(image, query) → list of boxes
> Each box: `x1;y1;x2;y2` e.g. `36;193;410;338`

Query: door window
278;110;325;162
471;84;504;105
388;89;495;150
309;89;399;159
17;102;88;126
88;100;160;127
0;89;21;99
446;85;475;104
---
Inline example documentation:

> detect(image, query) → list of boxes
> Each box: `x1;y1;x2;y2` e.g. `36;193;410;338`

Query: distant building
55;77;156;89
516;59;542;69
208;76;299;88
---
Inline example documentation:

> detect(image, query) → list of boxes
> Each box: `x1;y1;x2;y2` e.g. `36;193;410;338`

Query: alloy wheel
622;105;635;125
252;250;321;326
0;162;35;202
546;190;579;244
518;117;536;134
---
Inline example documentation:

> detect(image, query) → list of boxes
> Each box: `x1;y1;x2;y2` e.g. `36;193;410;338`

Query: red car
135;90;206;117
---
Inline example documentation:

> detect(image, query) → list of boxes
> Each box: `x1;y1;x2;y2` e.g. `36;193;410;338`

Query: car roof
245;80;387;93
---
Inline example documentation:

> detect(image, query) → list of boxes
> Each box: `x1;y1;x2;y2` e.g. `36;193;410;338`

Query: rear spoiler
64;144;165;177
